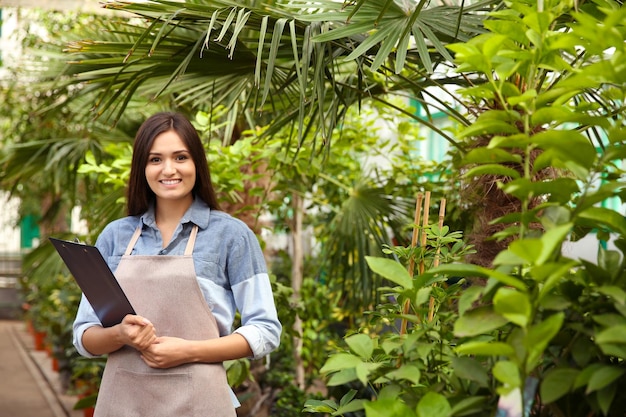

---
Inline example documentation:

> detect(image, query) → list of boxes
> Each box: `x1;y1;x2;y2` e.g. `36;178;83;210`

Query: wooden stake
419;191;431;275
400;193;423;336
427;198;447;322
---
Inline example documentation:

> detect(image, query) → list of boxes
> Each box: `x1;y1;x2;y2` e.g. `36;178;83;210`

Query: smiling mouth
160;179;181;185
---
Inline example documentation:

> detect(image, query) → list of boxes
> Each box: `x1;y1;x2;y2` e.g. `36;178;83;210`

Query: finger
140;354;154;367
123;314;153;326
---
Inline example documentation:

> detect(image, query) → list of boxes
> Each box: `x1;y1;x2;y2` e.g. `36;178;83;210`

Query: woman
72;112;281;417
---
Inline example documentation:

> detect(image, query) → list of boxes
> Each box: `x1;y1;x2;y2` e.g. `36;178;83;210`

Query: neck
155;196;193;226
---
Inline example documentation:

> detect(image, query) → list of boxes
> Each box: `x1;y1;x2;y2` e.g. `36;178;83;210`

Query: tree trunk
290;193;305;389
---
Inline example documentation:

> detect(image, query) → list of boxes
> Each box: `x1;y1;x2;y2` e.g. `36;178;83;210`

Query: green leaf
364;398;416;417
320;353;363;373
464;164;521;179
524;313;564;373
496;60;521;81
449;396;489;416
415;287;432;308
376;387;401;403
505;223;571;266
536;261;579;302
303;399;337;414
356;362;383;385
595;325;626;345
577;207;626;236
458;285;484;315
507;88;537;106
456;341;516;357
73;393;97;410
506;239;544;265
484;18;527;44
530;106;574;126
463;148;522;164
597;286;626;305
482;33;509;59
540;368;579;403
336;399;366;415
454;306;510;337
430;264;526;290
499;177;580;204
586;366;625;394
346;334;374;360
592;314;626;328
366;256;413;289
386;364;422;385
599;248;623;278
327;368;358;386
416;392;451;417
489;133;531;149
493;249;527;266
459;119;520;138
574;363;605;390
494;288;532;328
597;384;617;417
539;223;574;262
531;130;596;175
452;357;489;387
493;361;521;388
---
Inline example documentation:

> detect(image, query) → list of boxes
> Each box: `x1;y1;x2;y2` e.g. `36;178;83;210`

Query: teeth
161;179;180;185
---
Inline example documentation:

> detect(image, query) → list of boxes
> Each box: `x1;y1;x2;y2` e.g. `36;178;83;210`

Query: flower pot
33;331;46;351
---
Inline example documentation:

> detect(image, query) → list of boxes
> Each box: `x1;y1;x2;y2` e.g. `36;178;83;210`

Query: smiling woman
145;131;197;244
72;112;282;417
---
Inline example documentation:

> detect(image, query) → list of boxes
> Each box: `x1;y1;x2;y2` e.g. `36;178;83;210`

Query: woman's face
145;130;196;206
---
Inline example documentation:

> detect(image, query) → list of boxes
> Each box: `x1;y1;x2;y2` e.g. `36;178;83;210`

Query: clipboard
50;237;136;327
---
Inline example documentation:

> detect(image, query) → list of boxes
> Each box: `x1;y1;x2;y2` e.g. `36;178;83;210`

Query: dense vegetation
1;0;625;416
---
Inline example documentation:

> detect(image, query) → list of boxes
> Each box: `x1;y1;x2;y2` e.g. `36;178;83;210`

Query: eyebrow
148;149;190;156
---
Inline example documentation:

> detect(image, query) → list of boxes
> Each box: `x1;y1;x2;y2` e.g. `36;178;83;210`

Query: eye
149;156;161;163
176;154;190;161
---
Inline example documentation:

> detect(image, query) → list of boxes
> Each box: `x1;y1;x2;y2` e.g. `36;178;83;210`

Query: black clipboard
50;237;135;327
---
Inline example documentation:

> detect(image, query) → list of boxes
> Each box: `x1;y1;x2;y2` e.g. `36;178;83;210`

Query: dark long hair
126;112;220;216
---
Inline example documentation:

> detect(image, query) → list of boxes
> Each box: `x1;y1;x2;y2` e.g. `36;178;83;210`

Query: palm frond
320;174;415;309
52;0;496;150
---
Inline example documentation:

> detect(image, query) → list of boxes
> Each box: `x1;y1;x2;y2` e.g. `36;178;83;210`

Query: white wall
0;192;21;252
562;234;620;264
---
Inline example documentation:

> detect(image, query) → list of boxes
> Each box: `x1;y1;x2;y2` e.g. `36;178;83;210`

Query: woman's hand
82;314;157;356
140;336;191;369
118;314;157;351
140;333;253;369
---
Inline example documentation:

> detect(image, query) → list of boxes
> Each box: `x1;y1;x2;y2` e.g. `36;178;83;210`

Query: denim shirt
72;198;282;360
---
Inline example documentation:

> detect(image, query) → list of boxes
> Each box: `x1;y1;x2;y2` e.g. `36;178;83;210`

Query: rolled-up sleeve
227;225;281;359
73;295;103;358
232;273;281;358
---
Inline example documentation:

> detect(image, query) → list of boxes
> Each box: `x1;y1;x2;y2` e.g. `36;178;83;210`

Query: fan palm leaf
318;172;416;309
51;0;497;149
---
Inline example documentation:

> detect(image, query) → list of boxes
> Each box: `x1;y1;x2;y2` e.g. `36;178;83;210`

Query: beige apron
94;225;236;417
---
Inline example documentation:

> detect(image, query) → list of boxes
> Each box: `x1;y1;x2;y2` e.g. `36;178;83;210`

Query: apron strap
124;227;143;256
124;224;198;256
184;225;199;256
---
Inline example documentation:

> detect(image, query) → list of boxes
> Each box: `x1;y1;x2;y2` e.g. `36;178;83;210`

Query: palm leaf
319;173;415;309
51;0;495;149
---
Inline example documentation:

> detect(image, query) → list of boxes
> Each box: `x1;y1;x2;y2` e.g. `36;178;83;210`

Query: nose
163;159;176;176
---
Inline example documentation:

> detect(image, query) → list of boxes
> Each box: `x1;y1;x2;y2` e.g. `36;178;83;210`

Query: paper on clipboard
50;237;135;327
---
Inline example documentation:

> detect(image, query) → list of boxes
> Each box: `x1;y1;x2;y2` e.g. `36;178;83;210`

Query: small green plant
304;223;478;417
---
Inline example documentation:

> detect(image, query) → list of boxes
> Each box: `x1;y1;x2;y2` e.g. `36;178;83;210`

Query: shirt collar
140;196;211;230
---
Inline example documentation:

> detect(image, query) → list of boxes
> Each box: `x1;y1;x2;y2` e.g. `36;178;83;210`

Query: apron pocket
103;368;193;417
